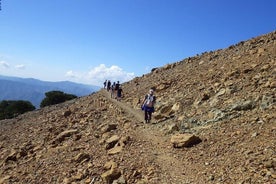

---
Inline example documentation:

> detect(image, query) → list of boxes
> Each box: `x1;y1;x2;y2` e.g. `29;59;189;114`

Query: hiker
114;81;120;99
103;80;107;89
117;86;123;101
111;82;116;98
141;89;156;123
107;80;111;91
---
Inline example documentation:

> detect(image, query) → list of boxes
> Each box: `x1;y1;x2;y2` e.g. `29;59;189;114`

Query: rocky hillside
0;31;275;184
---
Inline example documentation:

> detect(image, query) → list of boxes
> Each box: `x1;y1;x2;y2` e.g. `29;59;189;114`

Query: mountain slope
0;76;100;108
0;30;275;184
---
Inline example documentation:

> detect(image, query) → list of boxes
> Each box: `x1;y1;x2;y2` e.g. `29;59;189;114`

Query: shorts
142;105;154;113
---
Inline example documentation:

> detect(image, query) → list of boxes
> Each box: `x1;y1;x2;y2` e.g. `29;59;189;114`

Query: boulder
51;129;78;146
171;134;202;148
105;135;120;149
101;161;121;183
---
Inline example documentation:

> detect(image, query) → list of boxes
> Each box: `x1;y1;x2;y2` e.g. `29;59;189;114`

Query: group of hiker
103;80;156;124
103;80;123;101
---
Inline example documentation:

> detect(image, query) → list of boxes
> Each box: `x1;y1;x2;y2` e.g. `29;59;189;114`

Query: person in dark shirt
117;86;123;101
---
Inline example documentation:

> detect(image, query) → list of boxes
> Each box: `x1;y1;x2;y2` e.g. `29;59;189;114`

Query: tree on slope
0;100;35;120
40;90;77;108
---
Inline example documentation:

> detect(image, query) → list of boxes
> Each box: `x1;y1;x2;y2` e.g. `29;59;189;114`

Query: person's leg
144;110;148;123
148;112;152;123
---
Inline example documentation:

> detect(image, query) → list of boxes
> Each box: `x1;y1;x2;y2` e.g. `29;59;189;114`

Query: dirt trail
101;90;145;122
101;89;187;183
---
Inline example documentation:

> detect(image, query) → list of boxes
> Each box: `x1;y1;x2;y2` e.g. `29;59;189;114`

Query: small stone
209;175;215;181
63;110;72;117
251;132;258;137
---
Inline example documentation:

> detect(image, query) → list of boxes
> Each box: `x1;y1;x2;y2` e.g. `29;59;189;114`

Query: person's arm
141;95;147;106
153;96;157;105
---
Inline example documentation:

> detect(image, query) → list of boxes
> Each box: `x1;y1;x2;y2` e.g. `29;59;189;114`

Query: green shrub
40;90;77;108
0;100;35;120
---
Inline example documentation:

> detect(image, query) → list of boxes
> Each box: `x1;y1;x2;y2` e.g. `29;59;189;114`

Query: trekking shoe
144;119;150;124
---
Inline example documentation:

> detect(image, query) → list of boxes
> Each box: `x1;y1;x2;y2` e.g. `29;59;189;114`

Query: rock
159;104;174;116
171;134;202;148
177;115;185;121
4;150;18;163
101;124;117;133
171;102;182;112
231;100;256;111
107;145;123;155
119;136;130;146
264;160;276;169
260;95;275;110
257;48;265;54
105;135;120;149
113;175;127;184
104;160;118;170
201;93;210;101
216;88;226;96
74;152;91;163
51;129;78;146
72;172;84;181
62;177;71;184
164;123;179;134
63;110;72;117
0;176;11;184
151;67;158;72
101;169;121;183
209;175;215;181
101;161;121;183
154;114;165;121
156;83;170;92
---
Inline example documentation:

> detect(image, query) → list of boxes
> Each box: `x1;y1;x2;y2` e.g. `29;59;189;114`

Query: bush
0;100;35;120
40;90;77;108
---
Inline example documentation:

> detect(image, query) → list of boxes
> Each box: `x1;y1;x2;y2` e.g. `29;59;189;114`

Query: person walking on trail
115;81;120;99
117;86;123;101
107;80;111;91
141;89;156;123
111;82;116;98
103;80;107;89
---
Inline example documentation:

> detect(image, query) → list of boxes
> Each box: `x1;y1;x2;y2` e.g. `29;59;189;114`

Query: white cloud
15;64;26;70
87;64;135;85
65;70;79;78
65;64;135;86
0;61;10;68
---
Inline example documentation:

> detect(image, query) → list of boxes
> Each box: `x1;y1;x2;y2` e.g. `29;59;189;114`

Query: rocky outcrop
170;134;202;148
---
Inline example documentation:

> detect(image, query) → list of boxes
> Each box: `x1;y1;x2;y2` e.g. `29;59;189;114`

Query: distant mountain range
0;75;100;108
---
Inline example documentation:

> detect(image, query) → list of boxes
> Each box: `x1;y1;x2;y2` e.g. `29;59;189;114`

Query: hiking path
101;89;187;183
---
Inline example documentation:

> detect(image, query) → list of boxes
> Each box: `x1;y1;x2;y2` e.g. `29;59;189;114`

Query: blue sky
0;0;275;86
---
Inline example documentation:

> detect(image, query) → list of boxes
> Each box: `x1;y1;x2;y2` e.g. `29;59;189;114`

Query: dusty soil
0;31;275;184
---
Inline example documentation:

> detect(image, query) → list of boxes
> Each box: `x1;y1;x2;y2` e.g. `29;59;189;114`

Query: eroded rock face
0;31;275;184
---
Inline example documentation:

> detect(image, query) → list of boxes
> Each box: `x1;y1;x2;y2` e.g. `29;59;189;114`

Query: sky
0;0;275;86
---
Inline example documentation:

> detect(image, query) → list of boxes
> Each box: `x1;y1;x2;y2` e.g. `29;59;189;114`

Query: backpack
115;83;120;90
